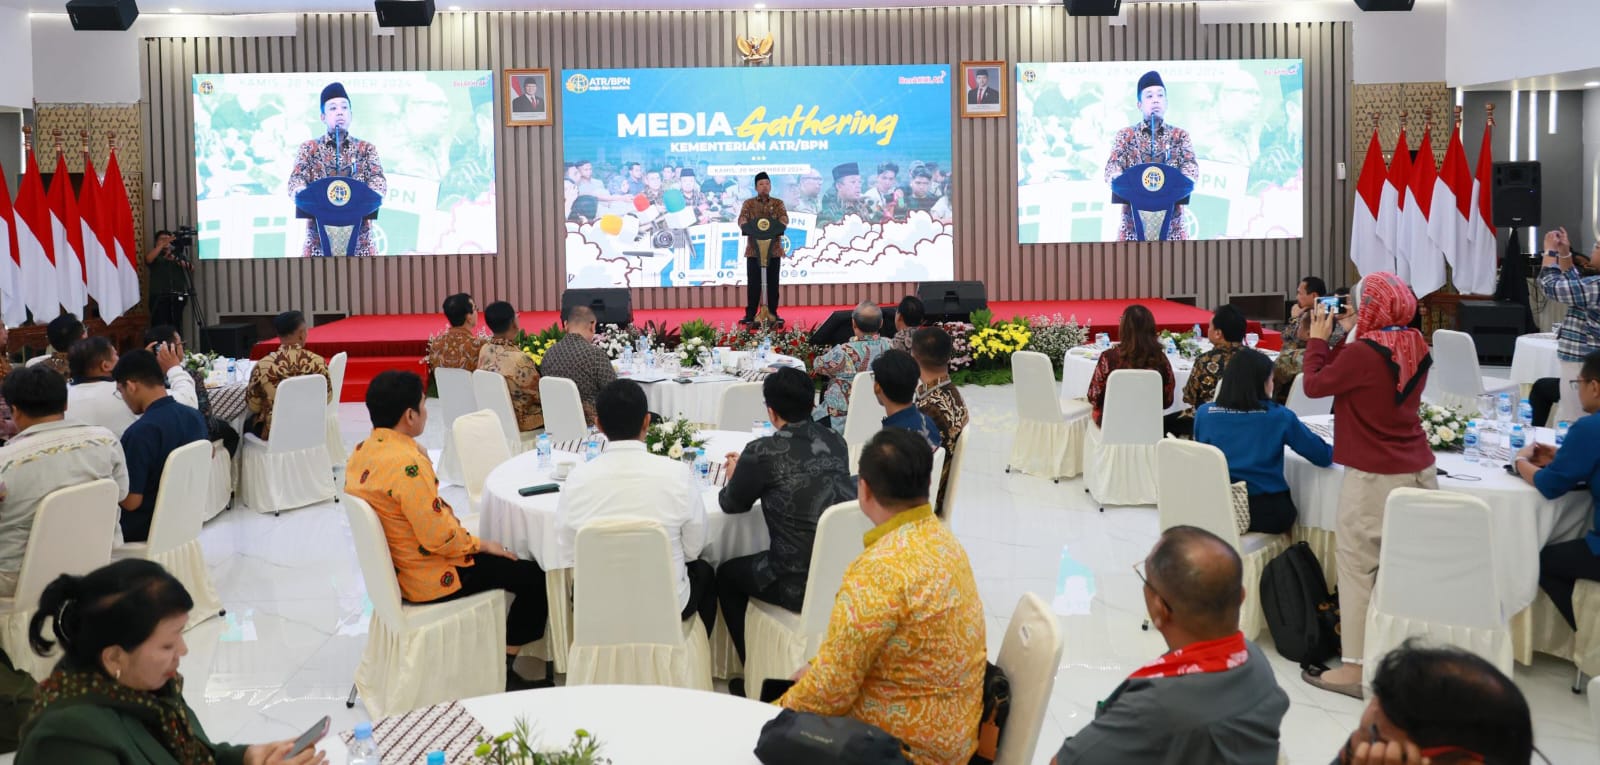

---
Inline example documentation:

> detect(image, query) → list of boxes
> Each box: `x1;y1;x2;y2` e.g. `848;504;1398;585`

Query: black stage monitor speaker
561;288;633;327
809;307;899;348
374;0;435;27
201;323;258;359
918;281;988;322
1456;300;1529;364
1492;161;1541;228
66;0;139;31
1064;0;1121;16
1353;0;1415;10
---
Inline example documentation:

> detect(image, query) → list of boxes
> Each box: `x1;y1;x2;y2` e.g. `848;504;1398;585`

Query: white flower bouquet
593;324;642;361
675;336;711;367
646;415;707;461
1418;402;1470;451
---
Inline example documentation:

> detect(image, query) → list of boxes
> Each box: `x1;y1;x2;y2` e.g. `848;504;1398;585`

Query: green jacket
16;693;247;765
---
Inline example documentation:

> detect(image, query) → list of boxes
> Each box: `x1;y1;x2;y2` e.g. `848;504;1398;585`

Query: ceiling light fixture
1586;81;1600;88
168;6;182;11
448;4;461;9
754;2;766;7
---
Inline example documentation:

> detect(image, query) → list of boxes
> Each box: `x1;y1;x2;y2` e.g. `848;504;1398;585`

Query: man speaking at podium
737;171;788;326
288;82;388;256
1103;70;1198;241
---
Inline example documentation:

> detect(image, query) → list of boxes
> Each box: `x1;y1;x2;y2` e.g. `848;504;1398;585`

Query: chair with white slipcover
238;374;336;515
112;440;223;630
473;369;537;454
940;436;969;528
1284;373;1332;418
1083;369;1164;507
1424;329;1516;411
842;372;887;470
716;382;767;431
1007;350;1091;481
324;351;348;466
993;593;1065;765
204;438;232;520
539;375;589;443
433;367;477;486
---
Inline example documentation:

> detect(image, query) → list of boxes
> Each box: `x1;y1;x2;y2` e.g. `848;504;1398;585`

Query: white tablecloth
1509;333;1561;385
1059;347;1192;416
478;430;771;569
1284;415;1592;616
616;353;804;425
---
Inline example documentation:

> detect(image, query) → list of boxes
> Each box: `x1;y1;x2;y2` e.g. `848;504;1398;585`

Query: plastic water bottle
584;427;601;462
753;419;766;435
712;347;723;369
535;433;552;469
762;420;776;437
1557;420;1571;446
1509;423;1527;451
693;448;711;486
226;360;238;384
1164;337;1178;357
347;722;381;765
1518;398;1533;426
1192;323;1203;338
621;345;634;371
644;347;656;369
1497;392;1513;423
1463;421;1480;464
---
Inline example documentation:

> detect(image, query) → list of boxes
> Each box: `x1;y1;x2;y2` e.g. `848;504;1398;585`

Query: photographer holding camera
145;229;193;331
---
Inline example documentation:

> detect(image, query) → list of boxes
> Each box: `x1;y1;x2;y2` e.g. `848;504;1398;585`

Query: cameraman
145;230;192;331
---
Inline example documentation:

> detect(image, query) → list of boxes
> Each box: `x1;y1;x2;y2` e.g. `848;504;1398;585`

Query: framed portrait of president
960;61;1006;119
505;68;551;126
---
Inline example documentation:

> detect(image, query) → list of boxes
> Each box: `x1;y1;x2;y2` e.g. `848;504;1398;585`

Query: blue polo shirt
120;395;208;543
1534;412;1600;555
882;405;942;450
1194;401;1334;495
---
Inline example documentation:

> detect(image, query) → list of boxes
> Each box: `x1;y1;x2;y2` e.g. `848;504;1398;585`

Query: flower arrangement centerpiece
517;324;566;367
716;322;820;371
632;320;682;355
1158;329;1203;360
1022;314;1087;371
967;311;1033;371
939;321;976;372
1419;402;1470;451
592;324;642;360
182;350;220;375
646;415;708;461
675;319;718;366
473;719;611;765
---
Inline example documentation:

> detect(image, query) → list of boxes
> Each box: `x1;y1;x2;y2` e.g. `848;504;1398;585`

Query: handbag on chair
969;662;1012;764
754;709;911;765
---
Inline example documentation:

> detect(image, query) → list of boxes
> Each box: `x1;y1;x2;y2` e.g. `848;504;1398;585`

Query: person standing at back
113;350;208;544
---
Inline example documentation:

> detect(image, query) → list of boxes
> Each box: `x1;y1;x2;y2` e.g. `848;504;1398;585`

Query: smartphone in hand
288;716;330;758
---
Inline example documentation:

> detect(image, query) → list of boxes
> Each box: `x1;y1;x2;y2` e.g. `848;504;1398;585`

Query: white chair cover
841;371;886;451
743;501;874;698
0;479;119;680
941;436;969;528
344;494;506;718
239;374;336;515
1569;581;1600;676
1083;369;1163;507
1156;439;1287;640
716;382;767;431
1424;329;1516;411
473;369;531;455
1363;488;1513;686
928;447;946;512
994;593;1064;765
1589;676;1600;751
1284;373;1332;418
568;518;712;690
434;368;477;487
204;438;232;521
113;441;223;629
325;351;348;466
539;376;588;442
1008;351;1089;480
453;410;512;519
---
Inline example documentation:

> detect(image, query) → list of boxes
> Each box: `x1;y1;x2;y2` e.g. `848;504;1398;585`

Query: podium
1110;162;1195;242
294;176;383;257
739;216;786;325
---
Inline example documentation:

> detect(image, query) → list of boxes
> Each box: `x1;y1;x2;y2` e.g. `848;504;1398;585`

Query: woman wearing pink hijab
1298;271;1436;699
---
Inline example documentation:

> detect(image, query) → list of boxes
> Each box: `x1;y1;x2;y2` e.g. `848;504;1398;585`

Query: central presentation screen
192;70;497;259
561;65;954;288
1015;59;1304;244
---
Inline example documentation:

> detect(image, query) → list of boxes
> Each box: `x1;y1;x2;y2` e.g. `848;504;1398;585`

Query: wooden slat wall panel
141;3;1354;321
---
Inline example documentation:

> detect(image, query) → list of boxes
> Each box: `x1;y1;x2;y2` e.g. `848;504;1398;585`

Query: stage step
338;355;426;402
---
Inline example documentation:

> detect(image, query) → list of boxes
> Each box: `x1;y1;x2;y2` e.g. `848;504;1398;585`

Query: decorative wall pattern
1350;82;1454;164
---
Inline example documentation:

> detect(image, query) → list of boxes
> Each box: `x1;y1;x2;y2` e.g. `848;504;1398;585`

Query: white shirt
166;367;199;410
66;380;137;438
0;419;129;575
555;440;707;612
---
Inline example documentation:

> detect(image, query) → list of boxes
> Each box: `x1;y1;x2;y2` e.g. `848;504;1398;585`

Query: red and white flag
1462;123;1498;296
1401;128;1446;296
14;147;59;321
1377;129;1411;267
80;152;128;321
0;161;23;327
1431;123;1474;292
1351;129;1391;277
101;147;141;309
46;152;87;317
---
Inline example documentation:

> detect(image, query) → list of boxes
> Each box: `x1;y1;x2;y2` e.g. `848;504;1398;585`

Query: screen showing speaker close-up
1015;59;1305;243
191;70;497;259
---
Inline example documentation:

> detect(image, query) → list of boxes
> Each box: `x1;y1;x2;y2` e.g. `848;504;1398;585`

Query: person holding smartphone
1537;226;1600;425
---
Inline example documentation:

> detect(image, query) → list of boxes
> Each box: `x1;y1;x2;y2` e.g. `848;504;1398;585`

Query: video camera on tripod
169;224;198;258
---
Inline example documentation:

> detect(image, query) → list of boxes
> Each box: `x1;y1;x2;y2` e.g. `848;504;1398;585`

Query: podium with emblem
1110;162;1195;242
739;216;786;325
294;176;383;257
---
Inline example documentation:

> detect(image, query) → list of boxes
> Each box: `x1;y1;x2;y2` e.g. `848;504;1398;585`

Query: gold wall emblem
737;34;774;65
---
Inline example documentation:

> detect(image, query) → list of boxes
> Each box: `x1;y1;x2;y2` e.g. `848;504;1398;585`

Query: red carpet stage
252;299;1281;400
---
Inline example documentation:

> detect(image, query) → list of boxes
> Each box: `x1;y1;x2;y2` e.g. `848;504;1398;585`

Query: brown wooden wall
140;3;1354;321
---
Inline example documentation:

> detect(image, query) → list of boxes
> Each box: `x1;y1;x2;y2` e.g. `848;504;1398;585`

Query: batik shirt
286;132;388;257
737;195;789;262
245;346;331;439
1182;342;1243;415
0;357;15;443
346;428;480;603
42;352;69;378
780;505;987;765
813;335;894;432
1103;121;1199;241
537;334;616;425
917;379;968;517
477;338;544;432
426;326;488;374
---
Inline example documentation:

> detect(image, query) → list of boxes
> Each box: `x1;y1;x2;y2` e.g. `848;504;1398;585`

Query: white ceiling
9;0;1222;13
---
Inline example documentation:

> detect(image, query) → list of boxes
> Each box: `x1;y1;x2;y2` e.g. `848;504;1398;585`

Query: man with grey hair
812;301;892;432
537;304;616;425
1052;526;1288;764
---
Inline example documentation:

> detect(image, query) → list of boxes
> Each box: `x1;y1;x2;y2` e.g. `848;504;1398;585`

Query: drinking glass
1476;394;1497;424
1245;333;1260;349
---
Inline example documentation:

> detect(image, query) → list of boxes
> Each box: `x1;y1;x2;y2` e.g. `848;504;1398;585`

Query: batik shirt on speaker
287;131;388;257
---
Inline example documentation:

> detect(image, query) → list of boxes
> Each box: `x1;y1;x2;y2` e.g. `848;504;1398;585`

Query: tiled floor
25;383;1595;764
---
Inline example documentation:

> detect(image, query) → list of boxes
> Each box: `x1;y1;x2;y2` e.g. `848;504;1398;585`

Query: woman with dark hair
17;560;326;764
1193;349;1332;534
1086;304;1174;426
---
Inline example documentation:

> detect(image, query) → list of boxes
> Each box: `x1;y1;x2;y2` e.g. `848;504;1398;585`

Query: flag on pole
46;151;87;317
0;161;23;327
15;145;59;321
1401;128;1446;296
1432;122;1474;292
102;147;142;310
1377;129;1411;269
1351;128;1391;277
80;152;127;321
1463;122;1498;297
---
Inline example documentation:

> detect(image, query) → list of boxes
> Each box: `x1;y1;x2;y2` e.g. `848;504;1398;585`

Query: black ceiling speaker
65;0;140;31
374;0;436;28
1353;0;1415;10
1064;0;1122;17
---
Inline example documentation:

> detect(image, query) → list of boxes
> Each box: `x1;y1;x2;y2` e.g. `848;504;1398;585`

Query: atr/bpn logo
1141;166;1166;193
565;74;590;94
327;179;352;206
198;80;215;95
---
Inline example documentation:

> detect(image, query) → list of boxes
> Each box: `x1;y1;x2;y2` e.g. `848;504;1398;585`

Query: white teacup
552;461;575;480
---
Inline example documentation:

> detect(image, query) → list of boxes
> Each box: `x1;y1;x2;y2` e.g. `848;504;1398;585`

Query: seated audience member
0;367;128;597
0;323;15;443
872;350;940;449
778;428;985;765
142;324;199;411
245;310;331;439
1053;526;1288;764
17;560;326;764
556;379;714;634
717;368;855;677
1194;349;1333;534
912;326;968;517
346;370;549;691
34;314;84;375
113;350;207;544
1273;276;1346;404
65;337;135;438
427;292;486;373
476;300;544;433
1334;641;1532;765
1086;304;1174;427
1170;304;1248;437
537;305;616;424
891;295;926;352
1520;350;1600;629
813;301;893;431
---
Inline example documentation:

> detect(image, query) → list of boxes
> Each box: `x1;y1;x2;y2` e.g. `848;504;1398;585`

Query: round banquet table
1509;333;1561;385
616;353;805;425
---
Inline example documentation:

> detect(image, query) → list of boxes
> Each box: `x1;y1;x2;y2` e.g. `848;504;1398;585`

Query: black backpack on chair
1260;542;1340;669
